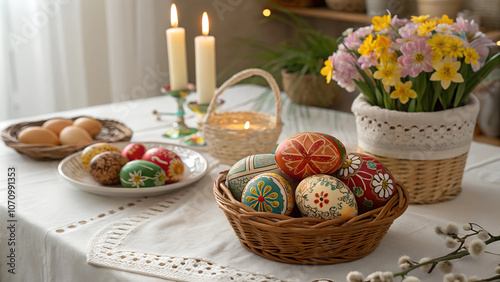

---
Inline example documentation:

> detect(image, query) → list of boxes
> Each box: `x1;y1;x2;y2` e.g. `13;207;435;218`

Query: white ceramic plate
58;142;209;197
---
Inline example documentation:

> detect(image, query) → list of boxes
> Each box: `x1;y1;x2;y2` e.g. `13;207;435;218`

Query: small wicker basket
203;69;284;165
214;171;409;264
2;117;132;160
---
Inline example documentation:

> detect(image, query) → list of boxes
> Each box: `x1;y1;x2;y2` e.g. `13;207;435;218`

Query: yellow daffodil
358;34;377;56
430;56;464;89
446;37;465;58
437;14;453;25
373;62;402;87
418;20;436;36
464;48;479;66
411;15;430;24
372;14;391;31
427;34;449;60
390;81;417;104
320;58;334;84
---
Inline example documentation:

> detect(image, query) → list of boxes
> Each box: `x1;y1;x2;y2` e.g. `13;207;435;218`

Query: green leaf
464;53;500;96
408;98;417;112
354;79;375;105
431;81;442;111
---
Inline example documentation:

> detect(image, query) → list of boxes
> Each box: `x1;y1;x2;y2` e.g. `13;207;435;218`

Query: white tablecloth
1;85;499;282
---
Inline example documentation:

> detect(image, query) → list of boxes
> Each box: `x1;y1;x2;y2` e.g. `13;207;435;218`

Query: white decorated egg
226;154;297;201
241;173;294;215
295;174;357;220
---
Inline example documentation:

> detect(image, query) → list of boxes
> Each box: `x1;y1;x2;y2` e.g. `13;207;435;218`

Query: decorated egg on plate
142;148;184;184
81;143;121;170
295;174;357;220
336;153;395;214
89;151;129;185
226;154;298;201
274;132;346;180
119;160;166;188
241;173;294;215
121;143;146;160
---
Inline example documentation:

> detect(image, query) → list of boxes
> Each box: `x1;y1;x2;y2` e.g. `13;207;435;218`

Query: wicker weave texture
214;171;409;264
358;148;467;204
2;117;132;160
203;69;283;165
325;0;366;12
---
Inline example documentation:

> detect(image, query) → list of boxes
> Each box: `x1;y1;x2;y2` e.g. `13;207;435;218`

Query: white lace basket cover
351;94;480;161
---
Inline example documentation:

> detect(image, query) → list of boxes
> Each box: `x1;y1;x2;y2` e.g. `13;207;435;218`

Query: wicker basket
2;117;132;160
268;0;324;7
214;171;409;264
203;69;284;165
325;0;366;13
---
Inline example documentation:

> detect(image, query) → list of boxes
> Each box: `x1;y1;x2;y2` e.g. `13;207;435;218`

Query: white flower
438;261;453;274
338;154;362;177
477;230;490;241
495;265;500;274
419;257;432;273
372;173;394;198
445;238;457;248
443;273;466;282
127;170;145;188
346;271;364;282
402;277;420;282
468;239;486;257
462;223;472;231
467;276;480;282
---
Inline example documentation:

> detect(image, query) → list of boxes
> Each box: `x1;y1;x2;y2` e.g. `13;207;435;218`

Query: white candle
166;4;188;91
195;12;216;104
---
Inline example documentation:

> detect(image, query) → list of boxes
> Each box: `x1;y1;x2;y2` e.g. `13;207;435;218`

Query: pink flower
397;37;433;77
453;17;479;35
358;52;378;69
344;26;373;50
331;50;362;92
467;36;496;71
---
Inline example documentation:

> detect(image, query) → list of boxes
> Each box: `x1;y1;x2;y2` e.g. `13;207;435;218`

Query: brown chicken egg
42;118;73;135
73;117;103;137
59;126;93;146
18;126;59;145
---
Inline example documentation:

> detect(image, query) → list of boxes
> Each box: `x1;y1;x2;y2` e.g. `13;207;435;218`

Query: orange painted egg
336;153;395;214
121;143;146;160
274;132;347;180
142;148;184;184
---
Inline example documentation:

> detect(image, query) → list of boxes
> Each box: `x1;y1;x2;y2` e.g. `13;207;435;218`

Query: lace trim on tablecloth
86;192;283;282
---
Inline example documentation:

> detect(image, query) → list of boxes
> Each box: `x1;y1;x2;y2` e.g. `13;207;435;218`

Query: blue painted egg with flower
241;173;294;215
227;154;297;201
119;160;166;188
335;153;395;214
295;174;357;220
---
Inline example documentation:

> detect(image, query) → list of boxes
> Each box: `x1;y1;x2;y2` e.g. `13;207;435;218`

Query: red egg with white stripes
142;148;184;184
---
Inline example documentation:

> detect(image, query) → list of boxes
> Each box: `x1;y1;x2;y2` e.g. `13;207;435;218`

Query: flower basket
1;117;132;160
213;170;409;264
352;94;480;204
281;70;342;108
203;69;284;165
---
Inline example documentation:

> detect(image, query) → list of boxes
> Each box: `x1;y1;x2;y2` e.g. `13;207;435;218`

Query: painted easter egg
241;173;294;215
142;148;184;184
121;143;146;160
295;174;357;220
81;143;121;170
89;151;129;185
274;132;347;180
119;160;166;188
336;153;395;214
226;154;298;201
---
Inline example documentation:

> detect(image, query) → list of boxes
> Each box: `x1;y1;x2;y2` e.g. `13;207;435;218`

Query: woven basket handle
205;68;282;125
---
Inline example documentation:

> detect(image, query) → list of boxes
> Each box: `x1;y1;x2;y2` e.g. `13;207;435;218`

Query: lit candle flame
170;4;178;28
202;12;209;36
497;40;500;46
263;9;271;17
244;121;250;129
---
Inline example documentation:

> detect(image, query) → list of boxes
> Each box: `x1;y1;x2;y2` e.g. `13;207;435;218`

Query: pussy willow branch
393;235;500;278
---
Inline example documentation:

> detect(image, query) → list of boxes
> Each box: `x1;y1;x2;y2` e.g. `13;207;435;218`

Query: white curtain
1;0;170;121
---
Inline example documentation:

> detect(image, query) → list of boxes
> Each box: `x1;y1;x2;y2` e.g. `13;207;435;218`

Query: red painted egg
335;153;395;214
122;143;146;160
142;148;184;184
274;132;346;180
